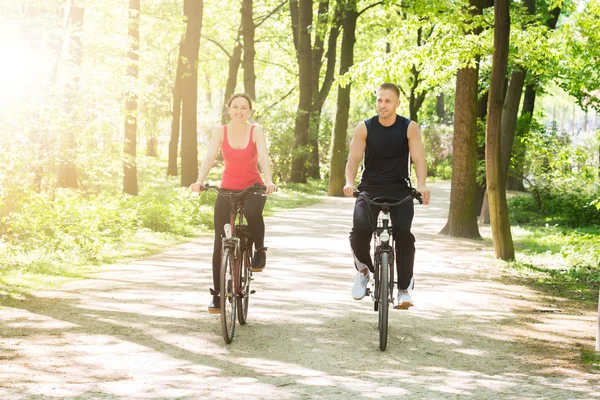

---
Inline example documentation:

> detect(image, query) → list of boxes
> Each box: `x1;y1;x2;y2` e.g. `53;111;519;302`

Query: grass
510;224;600;307
0;172;329;300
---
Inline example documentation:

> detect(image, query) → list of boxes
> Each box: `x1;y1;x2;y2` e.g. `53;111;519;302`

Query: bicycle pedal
250;290;256;294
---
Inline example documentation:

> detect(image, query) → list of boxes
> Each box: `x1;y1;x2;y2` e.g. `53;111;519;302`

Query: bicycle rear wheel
378;251;390;351
237;248;251;325
220;247;236;344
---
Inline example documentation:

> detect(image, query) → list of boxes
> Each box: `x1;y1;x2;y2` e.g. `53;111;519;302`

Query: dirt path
1;182;598;399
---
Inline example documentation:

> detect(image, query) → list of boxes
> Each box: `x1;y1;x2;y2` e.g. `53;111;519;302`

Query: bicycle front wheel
237;248;251;325
220;247;237;344
378;251;390;351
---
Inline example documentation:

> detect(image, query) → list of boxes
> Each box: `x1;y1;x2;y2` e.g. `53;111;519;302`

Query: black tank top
359;114;411;190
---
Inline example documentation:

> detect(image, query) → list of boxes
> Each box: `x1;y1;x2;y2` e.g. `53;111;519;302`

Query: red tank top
220;124;263;190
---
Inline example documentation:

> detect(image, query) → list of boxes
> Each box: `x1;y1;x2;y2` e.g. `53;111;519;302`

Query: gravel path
1;181;598;399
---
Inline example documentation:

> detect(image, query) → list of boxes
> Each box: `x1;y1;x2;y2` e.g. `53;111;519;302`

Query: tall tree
58;0;84;189
180;0;204;187
440;0;492;238
507;6;560;190
167;38;184;177
242;0;256;99
328;0;384;195
328;0;358;196
499;0;535;190
486;0;514;260
289;0;314;183
124;0;139;195
307;0;342;179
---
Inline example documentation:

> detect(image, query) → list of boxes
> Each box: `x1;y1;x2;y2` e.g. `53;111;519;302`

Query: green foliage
556;0;600;112
420;123;453;178
511;223;600;305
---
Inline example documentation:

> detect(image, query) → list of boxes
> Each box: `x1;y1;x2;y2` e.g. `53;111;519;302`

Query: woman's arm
254;125;277;194
190;126;223;192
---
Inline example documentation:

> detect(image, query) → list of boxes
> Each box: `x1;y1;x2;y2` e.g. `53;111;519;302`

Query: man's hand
190;182;205;193
416;185;430;205
264;181;277;195
343;183;357;197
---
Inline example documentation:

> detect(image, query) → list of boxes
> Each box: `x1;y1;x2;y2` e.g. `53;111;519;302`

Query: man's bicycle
353;188;422;351
204;183;266;344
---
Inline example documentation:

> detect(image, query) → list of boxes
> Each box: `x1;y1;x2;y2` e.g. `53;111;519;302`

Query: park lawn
511;224;600;308
0;175;327;299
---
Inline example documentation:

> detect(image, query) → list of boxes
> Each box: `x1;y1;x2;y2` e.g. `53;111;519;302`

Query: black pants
212;192;266;293
349;186;415;290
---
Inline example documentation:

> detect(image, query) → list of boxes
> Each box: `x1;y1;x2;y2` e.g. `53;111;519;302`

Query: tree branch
266;85;297;109
255;0;288;28
202;35;231;58
358;1;384;17
256;58;296;75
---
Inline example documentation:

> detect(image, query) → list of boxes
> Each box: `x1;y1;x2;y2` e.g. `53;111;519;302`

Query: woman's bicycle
203;183;266;344
353;188;422;351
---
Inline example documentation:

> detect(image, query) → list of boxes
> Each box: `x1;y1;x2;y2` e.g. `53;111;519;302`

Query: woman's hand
190;182;204;193
264;181;277;195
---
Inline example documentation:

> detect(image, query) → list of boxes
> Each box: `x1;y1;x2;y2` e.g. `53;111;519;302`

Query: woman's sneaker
208;295;220;314
252;247;267;272
396;290;413;309
351;270;370;300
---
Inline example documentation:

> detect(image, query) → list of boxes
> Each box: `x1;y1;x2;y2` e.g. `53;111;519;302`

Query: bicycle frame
222;197;246;297
373;208;395;306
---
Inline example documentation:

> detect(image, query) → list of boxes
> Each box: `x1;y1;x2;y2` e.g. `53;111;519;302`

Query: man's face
376;89;400;119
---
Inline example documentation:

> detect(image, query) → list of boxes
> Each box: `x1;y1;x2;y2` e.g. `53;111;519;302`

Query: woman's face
228;96;251;122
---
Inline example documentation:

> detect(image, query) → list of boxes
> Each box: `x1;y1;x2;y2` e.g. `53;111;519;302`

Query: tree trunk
180;0;204;187
436;94;445;123
485;0;514;260
147;137;158;157
596;288;600;351
290;0;313;183
442;0;489;236
58;1;84;189
123;0;139;195
508;82;536;191
506;0;538;191
222;38;243;125
478;89;489;221
328;1;358;196
242;0;256;100
500;68;526;186
440;66;481;238
167;38;184;177
306;0;331;180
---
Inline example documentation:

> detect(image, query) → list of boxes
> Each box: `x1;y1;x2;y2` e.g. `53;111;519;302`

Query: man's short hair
377;83;400;98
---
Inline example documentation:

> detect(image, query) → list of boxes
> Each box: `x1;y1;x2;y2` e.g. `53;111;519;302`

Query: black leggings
211;192;266;293
349;187;415;290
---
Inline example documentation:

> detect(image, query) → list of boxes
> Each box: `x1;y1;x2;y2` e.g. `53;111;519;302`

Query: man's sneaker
396;290;414;309
252;247;267;272
351;271;370;300
208;295;220;314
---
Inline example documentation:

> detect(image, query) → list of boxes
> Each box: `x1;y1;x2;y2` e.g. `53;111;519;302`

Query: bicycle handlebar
353;188;423;206
201;182;267;198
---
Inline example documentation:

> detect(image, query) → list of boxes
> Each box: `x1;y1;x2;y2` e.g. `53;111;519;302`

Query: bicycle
203;182;266;344
353;188;422;351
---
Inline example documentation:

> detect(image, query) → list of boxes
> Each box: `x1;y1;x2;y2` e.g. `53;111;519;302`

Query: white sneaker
351;271;370;300
396;290;414;309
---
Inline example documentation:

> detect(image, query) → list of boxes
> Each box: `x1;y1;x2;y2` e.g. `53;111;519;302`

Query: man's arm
407;121;430;205
343;121;367;197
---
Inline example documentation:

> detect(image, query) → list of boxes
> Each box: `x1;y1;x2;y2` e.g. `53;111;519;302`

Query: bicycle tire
237;248;251;325
220;247;236;344
379;251;389;351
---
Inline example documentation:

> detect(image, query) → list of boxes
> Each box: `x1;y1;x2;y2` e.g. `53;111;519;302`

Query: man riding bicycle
343;83;430;309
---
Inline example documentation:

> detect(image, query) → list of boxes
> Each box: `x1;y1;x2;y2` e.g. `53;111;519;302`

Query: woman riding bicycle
190;93;277;314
